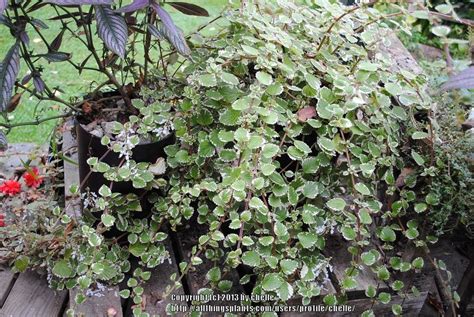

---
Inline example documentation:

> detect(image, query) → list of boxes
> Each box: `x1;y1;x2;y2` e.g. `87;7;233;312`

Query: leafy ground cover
0;0;227;144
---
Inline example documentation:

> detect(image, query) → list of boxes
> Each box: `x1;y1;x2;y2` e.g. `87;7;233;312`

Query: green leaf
412;131;429;140
219;109;241;126
280;259;299;275
317;137;335;153
297;232;319;249
411;150;425;166
14;256;30;272
414;203;427;213
326;198;346;211
379;227;396;242
358;209;372;225
206;267;221;282
277;282;294;301
256;71;273;85
361;252;377;266
341;226;356;241
261;143;279;158
101;214;116;227
198;140;214;157
220;72;239;85
232;97;251;110
198;73;217;87
355;183;371;196
262;273;283;291
53;260;74;278
242;251;261;267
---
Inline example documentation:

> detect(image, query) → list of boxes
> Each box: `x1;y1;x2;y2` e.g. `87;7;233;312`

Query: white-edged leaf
95;5;128;58
152;4;191;56
0;42;20;112
441;67;474;91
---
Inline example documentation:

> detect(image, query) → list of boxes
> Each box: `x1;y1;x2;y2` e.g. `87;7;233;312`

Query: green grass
0;0;227;144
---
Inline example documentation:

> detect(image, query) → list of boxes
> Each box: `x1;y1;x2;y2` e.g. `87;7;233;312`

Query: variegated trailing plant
1;1;466;316
0;0;210;144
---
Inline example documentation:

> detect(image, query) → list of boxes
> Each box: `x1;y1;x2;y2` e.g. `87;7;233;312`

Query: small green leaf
326;198;346;211
53;260;74;278
262;273;283;291
256;71;273;85
242;251;261;267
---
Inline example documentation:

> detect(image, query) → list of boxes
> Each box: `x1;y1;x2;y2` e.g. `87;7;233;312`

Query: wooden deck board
69;287;123;317
127;234;186;316
1;271;67;317
173;224;245;308
61;118;123;317
0;266;16;307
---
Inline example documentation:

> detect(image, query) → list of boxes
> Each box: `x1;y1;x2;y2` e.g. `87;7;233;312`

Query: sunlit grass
0;0;227;143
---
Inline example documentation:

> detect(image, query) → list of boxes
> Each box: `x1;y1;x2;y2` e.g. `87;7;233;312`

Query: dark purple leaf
44;0;113;5
31;18;49;29
50;29;66;51
21;73;32;85
168;2;209;17
115;0;149;13
27;1;48;13
20;31;30;46
0;15;11;27
148;23;164;40
152;3;191;56
441;67;474;91
95;5;128;58
39;51;72;62
0;43;20;112
0;0;7;15
0;131;7;150
33;75;45;93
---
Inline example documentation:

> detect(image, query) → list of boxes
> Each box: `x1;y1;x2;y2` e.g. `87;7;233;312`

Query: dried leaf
7;92;22;112
297;106;316;122
395;167;415;188
95;5;128;58
168;2;209;16
0;43;20;112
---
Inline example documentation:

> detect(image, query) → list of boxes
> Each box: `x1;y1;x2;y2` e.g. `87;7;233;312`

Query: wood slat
129;234;186;316
1;271;67;317
69;287;123;317
62;119;81;219
61;119;123;317
331;291;439;317
173;223;245;308
324;235;386;298
0;266;16;307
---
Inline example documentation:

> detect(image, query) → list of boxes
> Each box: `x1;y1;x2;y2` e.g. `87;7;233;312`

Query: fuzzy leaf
168;2;209;16
95;5;128;58
152;4;191;56
441;67;474;91
0;43;20;112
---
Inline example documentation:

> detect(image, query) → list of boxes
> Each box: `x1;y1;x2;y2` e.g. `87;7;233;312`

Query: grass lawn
0;0;227;144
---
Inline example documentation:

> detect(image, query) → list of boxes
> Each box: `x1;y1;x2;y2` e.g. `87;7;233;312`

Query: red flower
0;214;5;227
23;167;43;188
0;180;21;196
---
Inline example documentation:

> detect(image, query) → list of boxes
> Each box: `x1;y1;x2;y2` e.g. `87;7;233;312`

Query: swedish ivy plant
1;0;460;316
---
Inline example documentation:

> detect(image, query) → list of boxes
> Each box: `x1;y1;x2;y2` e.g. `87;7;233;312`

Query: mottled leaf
148;23;165;40
95;5;128;58
152;3;191;56
168;2;209;16
441;67;474;91
0;43;20;112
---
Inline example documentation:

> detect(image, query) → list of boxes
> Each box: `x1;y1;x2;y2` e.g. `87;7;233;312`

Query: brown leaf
7;93;23;112
297;106;316;122
396;167;415;188
82;101;92;114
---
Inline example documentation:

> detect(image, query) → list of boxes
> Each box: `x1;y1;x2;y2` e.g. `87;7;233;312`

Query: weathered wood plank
324;235;386;298
133;234;186;316
62;119;81;219
378;29;423;75
1;270;67;317
0;266;16;307
330;291;439;317
62;119;123;317
69;287;123;317
173;223;245;308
